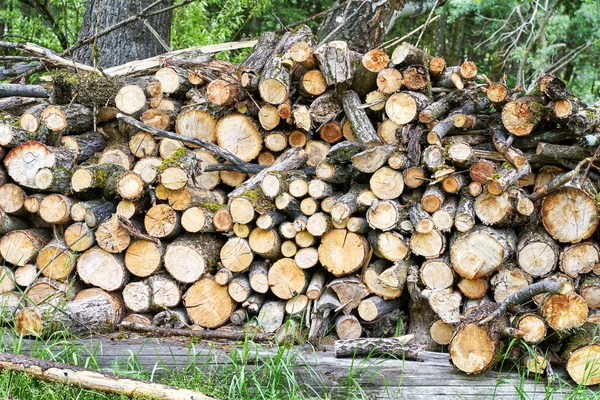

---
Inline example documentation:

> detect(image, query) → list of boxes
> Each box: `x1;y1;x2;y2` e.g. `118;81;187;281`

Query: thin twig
380;15;440;50
415;0;439;47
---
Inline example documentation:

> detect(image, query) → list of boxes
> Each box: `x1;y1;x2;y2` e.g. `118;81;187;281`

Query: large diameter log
540;292;588;330
502;96;549;136
220;237;254;272
268;258;307;300
318;229;369;276
0;351;213;399
451;226;517;279
184;278;235;329
363;259;410;300
216;113;262;162
560;242;600;278
564;323;600;385
164;234;224;283
0;228;51;267
410;229;446;259
4;142;75;189
76;247;127;292
541;183;599;243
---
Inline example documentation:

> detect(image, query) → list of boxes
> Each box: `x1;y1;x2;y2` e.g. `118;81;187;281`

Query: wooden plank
5;335;572;399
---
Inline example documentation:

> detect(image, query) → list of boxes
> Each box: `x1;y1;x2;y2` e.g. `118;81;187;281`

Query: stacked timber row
1;27;600;384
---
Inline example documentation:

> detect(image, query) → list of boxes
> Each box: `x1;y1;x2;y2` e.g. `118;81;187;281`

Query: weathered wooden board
6;334;575;399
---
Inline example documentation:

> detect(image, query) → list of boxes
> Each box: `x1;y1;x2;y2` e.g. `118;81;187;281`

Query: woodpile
1;27;600;384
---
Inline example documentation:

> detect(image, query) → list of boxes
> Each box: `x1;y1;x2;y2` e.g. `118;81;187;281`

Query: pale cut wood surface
4;335;575;399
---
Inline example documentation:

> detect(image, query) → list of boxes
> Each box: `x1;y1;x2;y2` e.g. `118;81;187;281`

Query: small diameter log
76;247;127;292
357;296;401;322
474;191;514;227
420;257;454;290
385;92;429;125
259;55;290;105
144;204;182;239
124;240;165;278
334;335;419;359
0;267;15;293
0;229;51;266
376;68;402;94
249;261;270;294
0;208;29;235
0;183;26;216
430;320;454;345
442;173;469;195
61;131;106;162
410;229;446;259
560;241;600;279
351;145;395;174
541;292;588;331
85;201;117;228
64;222;95;252
257;300;286;333
502;96;549;136
363;259;410;299
451;226;517;279
306;269;327;300
580;276;600;309
123;281;152;313
368;231;410;262
370;167;404;200
470;159;496;184
454;188;476;232
228;275;251;303
164;234;223;283
220;237;254;272
422;184;446;213
512;313;547;345
318;229;369;277
71;164;126;197
516;230;560;278
335;314;363;340
184;278;235;329
248;228;282;260
71;199;103;222
423;288;463;324
457;278;489;299
434;66;464;89
36;239;75;281
490;262;533;303
432;196;457;233
181;207;216;233
117;172;146;201
243;293;265;314
207;76;244;106
14;264;37;287
409;204;434;234
341;90;381;144
95;215;131;254
541;183;599;244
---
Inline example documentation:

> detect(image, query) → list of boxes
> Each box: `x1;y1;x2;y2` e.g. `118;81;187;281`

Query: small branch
334;335;422;359
275;3;345;33
380;15;440;50
117;216;160;244
478;280;572;326
415;0;439;47
0;83;50;98
120;321;273;342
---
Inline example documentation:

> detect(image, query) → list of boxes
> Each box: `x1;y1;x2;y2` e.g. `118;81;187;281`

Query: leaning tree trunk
74;0;174;68
317;0;444;52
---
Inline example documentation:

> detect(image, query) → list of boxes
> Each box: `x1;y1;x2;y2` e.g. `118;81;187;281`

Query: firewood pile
1;25;600;384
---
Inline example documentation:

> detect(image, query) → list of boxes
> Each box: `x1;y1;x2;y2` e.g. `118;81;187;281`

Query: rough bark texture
74;0;174;68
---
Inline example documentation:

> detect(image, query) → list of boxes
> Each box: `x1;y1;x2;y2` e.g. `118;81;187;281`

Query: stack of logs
1;25;600;384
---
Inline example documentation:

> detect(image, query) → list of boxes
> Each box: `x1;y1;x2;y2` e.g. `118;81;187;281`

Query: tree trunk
74;0;174;68
317;0;443;53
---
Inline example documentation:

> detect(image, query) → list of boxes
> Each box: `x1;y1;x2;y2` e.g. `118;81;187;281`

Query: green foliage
170;0;274;62
0;0;86;50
